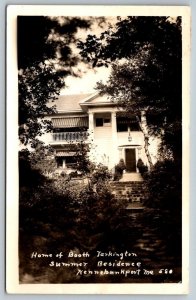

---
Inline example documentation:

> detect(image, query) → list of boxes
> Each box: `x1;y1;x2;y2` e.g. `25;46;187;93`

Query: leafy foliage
91;164;112;184
19;146;135;283
18;64;64;146
142;160;182;257
73;141;96;176
136;158;148;176
78;16;182;160
29;142;57;175
18;16;91;70
113;159;126;181
144;160;181;209
18;16;91;147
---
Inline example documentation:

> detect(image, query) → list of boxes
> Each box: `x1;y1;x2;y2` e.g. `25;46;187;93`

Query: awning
55;151;76;157
52;117;88;128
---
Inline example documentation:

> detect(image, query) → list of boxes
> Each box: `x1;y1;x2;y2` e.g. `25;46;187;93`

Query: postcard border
6;4;190;295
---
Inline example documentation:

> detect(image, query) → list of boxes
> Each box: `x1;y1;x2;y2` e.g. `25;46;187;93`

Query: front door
125;148;136;172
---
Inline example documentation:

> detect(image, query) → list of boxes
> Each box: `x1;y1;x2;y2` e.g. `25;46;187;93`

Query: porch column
88;112;94;140
62;159;66;169
111;111;118;165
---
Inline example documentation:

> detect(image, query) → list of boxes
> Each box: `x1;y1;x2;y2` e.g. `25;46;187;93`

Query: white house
42;93;158;176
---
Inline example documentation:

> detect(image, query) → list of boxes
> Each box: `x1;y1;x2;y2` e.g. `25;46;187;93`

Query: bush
136;158;148;176
142;159;182;258
91;164;112;184
144;160;181;209
113;159;126;181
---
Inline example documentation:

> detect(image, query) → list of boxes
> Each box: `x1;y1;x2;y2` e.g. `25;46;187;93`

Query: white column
118;148;123;160
111;111;118;165
88;112;94;140
62;159;66;169
111;111;117;136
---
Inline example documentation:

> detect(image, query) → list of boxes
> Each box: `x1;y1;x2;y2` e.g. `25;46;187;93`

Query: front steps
110;180;148;211
119;172;143;182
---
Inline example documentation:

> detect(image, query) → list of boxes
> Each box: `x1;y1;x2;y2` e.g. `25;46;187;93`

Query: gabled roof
80;93;111;105
49;92;114;114
51;93;93;113
79;93;114;112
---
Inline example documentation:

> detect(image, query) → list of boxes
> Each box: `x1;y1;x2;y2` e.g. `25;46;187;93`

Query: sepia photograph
6;5;190;294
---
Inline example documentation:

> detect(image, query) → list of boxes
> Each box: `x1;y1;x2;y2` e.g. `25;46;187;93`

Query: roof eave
56;109;84;113
79;92;100;104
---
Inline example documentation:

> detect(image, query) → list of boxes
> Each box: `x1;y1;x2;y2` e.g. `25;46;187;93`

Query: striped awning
52;117;88;128
55;151;76;157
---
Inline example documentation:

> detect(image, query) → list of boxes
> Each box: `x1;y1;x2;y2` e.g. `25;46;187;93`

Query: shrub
136;158;148;176
113;159;126;181
91;163;112;184
144;159;181;209
142;159;182;258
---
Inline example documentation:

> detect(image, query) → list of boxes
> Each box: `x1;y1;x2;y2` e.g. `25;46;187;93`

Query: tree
18;16;90;70
18;16;91;147
78;17;182;162
18;63;64;147
73;141;95;176
142;159;182;260
78;18;183;266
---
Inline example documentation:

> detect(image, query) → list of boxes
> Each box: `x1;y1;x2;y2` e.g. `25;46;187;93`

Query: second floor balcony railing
52;131;88;142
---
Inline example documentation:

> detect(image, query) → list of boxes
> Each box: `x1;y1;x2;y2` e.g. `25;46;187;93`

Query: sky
61;66;111;95
60;15;179;96
60;17;115;95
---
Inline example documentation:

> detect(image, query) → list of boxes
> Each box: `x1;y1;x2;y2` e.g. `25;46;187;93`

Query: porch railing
52;131;88;142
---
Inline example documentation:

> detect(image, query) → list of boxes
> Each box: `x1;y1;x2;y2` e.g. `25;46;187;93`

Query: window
55;156;76;168
117;116;141;132
95;117;111;127
56;157;63;168
96;118;103;127
104;118;111;126
65;156;76;167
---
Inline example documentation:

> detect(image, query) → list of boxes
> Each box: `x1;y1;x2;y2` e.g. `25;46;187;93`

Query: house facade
42;93;158;174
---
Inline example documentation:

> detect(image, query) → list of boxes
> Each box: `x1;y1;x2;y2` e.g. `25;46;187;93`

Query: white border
6;5;190;294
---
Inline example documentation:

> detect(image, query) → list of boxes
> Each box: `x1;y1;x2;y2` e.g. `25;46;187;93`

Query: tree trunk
136;113;153;170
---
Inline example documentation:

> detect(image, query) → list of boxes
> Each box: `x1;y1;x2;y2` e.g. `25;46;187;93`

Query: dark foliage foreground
143;159;182;259
19;151;182;283
19;152;135;283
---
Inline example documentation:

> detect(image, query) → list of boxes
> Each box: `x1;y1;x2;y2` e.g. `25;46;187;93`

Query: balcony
51;131;88;143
